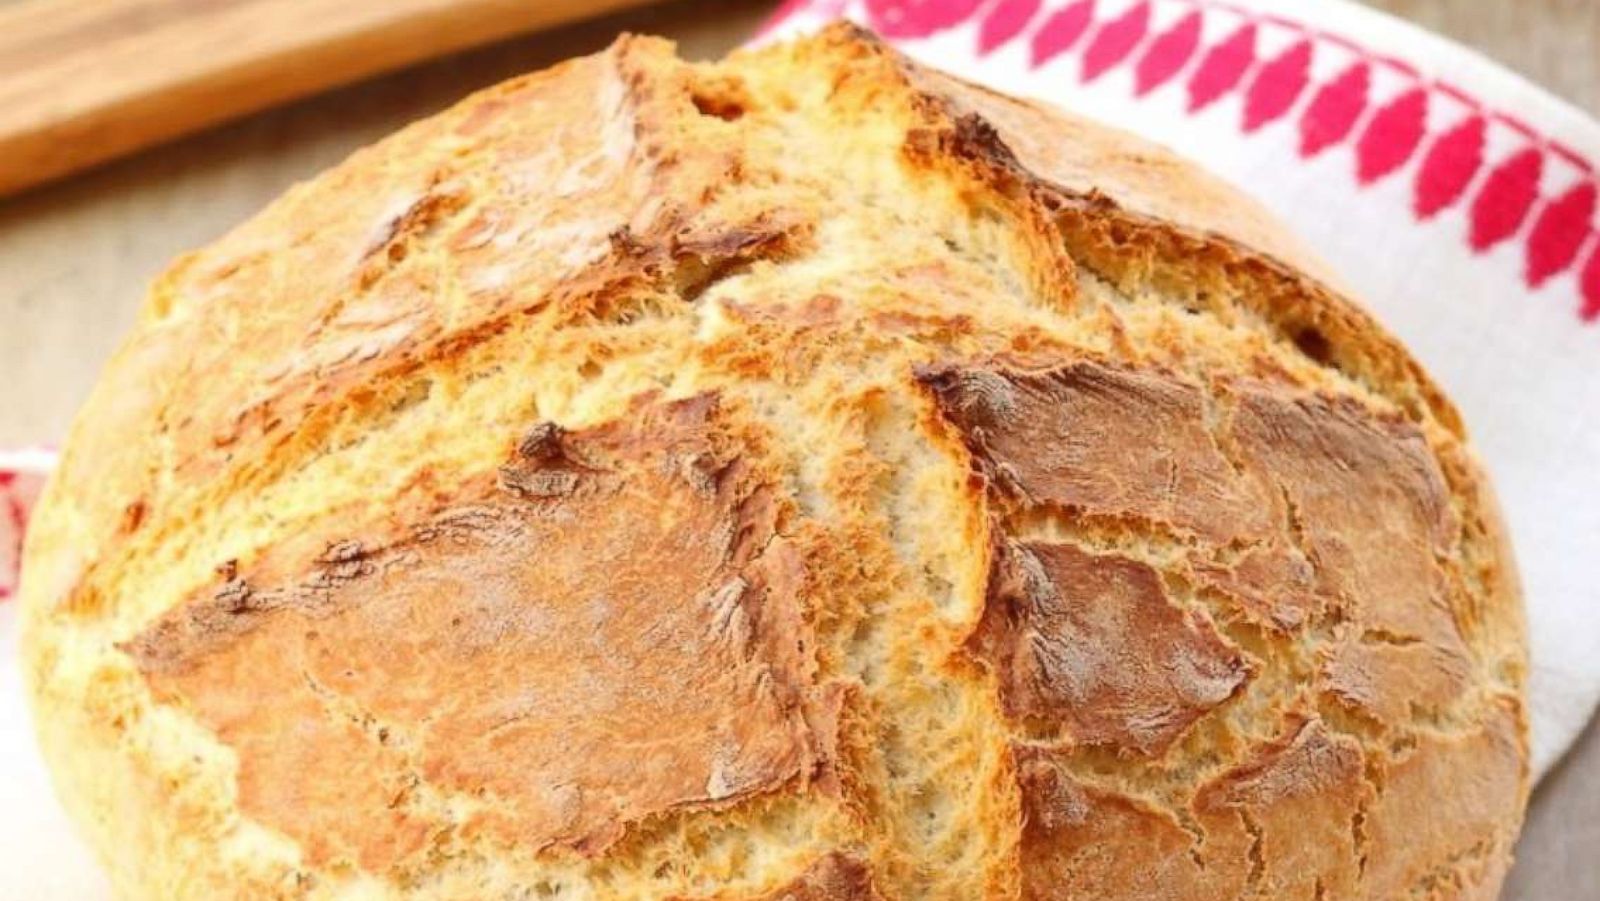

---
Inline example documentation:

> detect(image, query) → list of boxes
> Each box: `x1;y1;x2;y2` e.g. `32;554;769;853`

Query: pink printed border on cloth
768;0;1600;321
0;452;50;603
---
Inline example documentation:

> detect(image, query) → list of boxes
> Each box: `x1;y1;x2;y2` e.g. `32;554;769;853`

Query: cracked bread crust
21;23;1526;900
120;394;844;872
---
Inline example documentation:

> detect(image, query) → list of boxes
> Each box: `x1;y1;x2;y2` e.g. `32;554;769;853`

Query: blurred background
0;0;1594;898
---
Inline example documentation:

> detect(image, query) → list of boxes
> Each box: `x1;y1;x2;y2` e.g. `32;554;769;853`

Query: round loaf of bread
21;23;1528;900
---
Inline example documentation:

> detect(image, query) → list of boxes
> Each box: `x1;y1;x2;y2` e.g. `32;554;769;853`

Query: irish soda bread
21;23;1527;900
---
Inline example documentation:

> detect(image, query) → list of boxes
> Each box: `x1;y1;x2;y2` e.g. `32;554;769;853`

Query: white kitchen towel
0;3;1596;889
761;0;1600;778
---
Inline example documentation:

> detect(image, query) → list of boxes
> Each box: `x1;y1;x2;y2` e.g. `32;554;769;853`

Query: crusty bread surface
21;23;1527;900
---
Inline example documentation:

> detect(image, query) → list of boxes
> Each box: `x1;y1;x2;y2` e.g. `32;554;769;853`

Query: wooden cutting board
0;0;658;197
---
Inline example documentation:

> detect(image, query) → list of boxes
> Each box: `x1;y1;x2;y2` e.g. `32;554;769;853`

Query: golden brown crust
973;540;1252;756
898;49;1464;434
1195;717;1373;897
121;395;841;871
750;853;882;901
21;22;1526;900
1363;702;1525;897
1014;744;1244;900
917;362;1276;545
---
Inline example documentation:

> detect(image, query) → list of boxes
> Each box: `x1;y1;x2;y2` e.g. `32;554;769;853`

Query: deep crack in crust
21;22;1526;900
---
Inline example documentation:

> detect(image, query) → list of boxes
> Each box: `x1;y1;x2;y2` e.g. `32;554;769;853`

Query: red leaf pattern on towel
864;0;985;38
1081;1;1151;82
1414;115;1488;219
979;0;1043;54
1298;62;1369;157
1580;241;1600;321
1187;23;1256;112
1526;183;1597;286
1355;87;1428;184
1;472;30;603
1133;10;1201;95
1030;0;1096;67
1470;147;1544;252
1243;39;1312;132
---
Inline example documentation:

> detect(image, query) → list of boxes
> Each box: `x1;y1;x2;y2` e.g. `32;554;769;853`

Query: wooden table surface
1;0;1595;897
